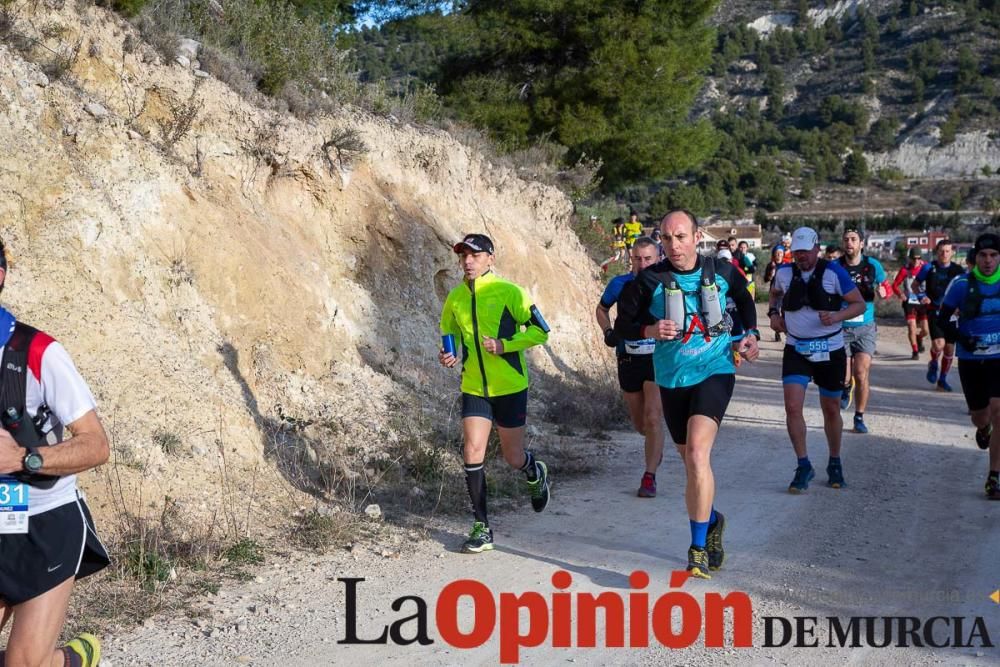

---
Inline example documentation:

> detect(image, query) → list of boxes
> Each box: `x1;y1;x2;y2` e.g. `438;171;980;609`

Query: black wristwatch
23;448;44;474
767;307;781;317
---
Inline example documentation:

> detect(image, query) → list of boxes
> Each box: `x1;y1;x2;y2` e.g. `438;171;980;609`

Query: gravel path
102;319;1000;665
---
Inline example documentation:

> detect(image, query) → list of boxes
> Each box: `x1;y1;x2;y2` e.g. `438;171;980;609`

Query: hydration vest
782;259;844;312
662;257;728;342
838;256;876;302
925;261;964;304
960;274;1000;320
0;322;59;489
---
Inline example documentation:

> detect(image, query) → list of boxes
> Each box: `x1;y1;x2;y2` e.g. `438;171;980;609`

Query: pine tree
435;0;719;190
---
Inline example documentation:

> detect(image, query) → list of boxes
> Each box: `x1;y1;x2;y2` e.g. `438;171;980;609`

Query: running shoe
686;546;712;579
926;359;939;384
705;512;726;570
987;475;1000;500
527;460;550;512
936;379;953;392
918;340;926;353
911;350;920;360
461;521;494;553
827;461;846;488
637;472;656;498
853;414;869;434
976;424;992;450
788;465;815;493
840;378;854;411
65;633;101;667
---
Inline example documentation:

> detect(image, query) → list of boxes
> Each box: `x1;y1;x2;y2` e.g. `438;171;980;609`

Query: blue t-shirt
646;266;735;389
839;256;887;327
601;273;656;356
941;275;1000;360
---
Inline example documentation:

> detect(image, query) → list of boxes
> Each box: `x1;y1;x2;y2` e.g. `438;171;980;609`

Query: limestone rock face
0;2;606;517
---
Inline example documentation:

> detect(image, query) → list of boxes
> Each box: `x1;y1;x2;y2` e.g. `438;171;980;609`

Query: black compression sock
464;462;488;525
520;450;538;481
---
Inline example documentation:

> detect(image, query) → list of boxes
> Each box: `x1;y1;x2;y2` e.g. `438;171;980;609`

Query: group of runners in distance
438;213;1000;580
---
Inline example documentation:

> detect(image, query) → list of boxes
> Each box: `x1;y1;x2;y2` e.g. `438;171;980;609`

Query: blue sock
709;507;718;525
798;456;811;469
690;519;710;549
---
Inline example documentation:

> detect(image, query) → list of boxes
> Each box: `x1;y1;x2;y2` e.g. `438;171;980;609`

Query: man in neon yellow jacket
439;233;552;554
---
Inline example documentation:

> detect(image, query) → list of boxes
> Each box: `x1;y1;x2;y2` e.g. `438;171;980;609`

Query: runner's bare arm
768;281;787;333
0;410;108;476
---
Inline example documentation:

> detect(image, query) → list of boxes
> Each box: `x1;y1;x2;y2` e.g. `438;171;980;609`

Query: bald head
660;209;697;235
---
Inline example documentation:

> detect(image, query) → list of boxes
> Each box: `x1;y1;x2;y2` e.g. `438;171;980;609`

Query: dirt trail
103;317;1000;666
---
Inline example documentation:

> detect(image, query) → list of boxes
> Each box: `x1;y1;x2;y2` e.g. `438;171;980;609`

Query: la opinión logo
337;573;996;663
338;569;752;663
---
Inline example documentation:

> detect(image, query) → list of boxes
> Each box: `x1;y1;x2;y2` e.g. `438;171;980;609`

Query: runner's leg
683;415;718;523
3;577;76;667
819;394;843;458
463;416;493;527
783;383;809;458
641;380;664;474
852;352;873;414
622;390;645;435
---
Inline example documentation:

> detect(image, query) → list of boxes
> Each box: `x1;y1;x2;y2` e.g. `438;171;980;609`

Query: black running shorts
782;345;848;395
958;358;1000;412
927;307;948;340
659;374;736;445
461;390;528;428
0;494;110;605
617;354;654;393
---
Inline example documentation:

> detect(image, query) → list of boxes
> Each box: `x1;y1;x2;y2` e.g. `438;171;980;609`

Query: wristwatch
767;307;781;317
748;328;761;341
23;448;43;474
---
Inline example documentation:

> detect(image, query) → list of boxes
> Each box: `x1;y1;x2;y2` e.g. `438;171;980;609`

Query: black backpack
0;322;59;489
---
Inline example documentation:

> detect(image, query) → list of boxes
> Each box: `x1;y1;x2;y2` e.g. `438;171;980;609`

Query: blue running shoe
853;414;869;434
936;379;953;392
840;378;854;411
788;465;815;494
926;360;939;384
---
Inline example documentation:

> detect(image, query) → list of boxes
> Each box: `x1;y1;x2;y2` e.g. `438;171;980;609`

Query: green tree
797;0;810;26
867;116;898;151
844;149;870;185
436;0;720;190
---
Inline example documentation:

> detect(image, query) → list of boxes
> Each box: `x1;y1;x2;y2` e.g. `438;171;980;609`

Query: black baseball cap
453;233;494;255
973;233;1000;255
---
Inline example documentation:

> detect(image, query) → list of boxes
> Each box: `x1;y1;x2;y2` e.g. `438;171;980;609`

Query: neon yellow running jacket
439;271;550;398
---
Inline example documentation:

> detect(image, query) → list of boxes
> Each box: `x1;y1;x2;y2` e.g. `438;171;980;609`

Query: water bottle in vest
701;274;724;330
665;279;685;326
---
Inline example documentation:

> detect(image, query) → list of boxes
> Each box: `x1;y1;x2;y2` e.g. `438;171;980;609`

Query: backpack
0;322;59;489
782;259;844;312
838;256;876;302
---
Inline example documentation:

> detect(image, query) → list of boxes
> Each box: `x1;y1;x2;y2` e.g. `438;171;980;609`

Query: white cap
717;248;733;260
790;227;819;252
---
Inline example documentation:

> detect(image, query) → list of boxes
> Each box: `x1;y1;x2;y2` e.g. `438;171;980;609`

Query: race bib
624;338;656;356
974;332;1000;356
907;295;920;305
0;477;29;534
795;338;831;362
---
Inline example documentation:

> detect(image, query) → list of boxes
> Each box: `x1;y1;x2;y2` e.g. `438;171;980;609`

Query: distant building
901;231;950;252
698;222;763;253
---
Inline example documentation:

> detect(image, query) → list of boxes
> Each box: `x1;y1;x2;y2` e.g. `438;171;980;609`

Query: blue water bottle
442;334;457;356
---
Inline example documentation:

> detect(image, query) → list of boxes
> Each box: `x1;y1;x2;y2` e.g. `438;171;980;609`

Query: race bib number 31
0;478;29;534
